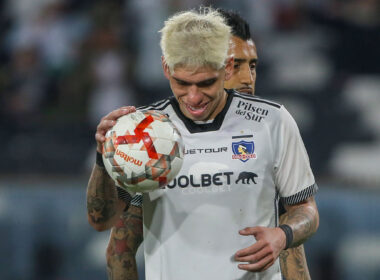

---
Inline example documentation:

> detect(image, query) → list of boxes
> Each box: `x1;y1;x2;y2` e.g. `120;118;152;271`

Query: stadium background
0;0;379;279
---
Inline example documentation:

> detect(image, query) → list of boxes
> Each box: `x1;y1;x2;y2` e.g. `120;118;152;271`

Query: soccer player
87;7;319;280
105;9;312;280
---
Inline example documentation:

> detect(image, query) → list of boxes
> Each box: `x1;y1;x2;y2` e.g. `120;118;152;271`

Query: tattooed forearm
279;245;311;280
106;206;144;280
282;197;319;248
87;164;119;227
279;213;311;280
279;249;290;277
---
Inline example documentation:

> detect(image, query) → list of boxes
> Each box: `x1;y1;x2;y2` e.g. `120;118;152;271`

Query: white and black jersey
124;90;317;280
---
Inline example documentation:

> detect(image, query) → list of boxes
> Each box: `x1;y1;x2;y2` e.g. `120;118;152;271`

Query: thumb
239;226;259;236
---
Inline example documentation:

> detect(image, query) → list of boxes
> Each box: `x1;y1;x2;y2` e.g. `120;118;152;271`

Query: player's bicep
274;106;315;198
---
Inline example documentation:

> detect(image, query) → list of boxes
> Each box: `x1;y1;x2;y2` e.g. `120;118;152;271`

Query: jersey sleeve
116;187;143;212
274;106;318;205
131;194;143;207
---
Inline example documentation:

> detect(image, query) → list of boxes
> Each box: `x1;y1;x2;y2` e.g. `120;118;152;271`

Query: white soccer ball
102;110;184;193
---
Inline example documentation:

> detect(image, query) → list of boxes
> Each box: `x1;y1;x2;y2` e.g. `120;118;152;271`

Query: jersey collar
169;89;235;133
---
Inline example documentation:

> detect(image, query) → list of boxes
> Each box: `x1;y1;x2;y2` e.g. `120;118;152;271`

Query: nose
239;64;254;86
187;85;203;105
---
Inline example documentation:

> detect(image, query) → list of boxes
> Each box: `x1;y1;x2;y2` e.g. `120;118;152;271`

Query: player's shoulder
228;90;299;129
229;89;282;110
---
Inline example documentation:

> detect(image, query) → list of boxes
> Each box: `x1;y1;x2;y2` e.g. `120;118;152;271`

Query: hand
235;226;286;272
95;106;136;153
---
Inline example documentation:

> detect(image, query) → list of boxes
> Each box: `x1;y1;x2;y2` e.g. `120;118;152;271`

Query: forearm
279;246;310;280
279;213;311;280
107;252;139;280
106;206;143;280
281;197;319;248
86;164;125;231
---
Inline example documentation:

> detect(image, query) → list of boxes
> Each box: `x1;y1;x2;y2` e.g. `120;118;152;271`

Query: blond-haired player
105;9;312;280
87;7;319;280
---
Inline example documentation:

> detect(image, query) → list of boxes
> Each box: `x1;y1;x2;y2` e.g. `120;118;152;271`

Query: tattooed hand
95;106;136;153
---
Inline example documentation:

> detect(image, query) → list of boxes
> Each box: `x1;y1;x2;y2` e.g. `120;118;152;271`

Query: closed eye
173;78;191;86
196;78;217;87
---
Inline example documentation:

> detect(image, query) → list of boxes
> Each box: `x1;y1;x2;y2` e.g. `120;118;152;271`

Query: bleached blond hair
160;7;231;73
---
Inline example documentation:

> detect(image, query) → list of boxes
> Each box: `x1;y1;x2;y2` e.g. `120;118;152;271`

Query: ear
161;56;171;80
224;56;234;81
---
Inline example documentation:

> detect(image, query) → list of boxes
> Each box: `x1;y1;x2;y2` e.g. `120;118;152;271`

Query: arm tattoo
281;197;319;248
107;206;144;280
87;164;118;225
279;244;311;280
279;213;311;280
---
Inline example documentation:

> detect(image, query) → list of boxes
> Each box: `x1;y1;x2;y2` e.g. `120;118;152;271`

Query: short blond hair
160;7;231;72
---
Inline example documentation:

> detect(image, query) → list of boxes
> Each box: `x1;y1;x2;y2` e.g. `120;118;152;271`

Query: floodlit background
0;0;379;279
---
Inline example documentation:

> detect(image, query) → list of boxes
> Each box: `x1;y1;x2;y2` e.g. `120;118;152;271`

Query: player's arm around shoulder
86;106;136;231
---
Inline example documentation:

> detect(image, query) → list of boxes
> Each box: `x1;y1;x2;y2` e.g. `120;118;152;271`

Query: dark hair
217;9;251;40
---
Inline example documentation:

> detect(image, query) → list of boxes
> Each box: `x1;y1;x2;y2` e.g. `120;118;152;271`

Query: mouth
184;102;209;118
237;87;253;94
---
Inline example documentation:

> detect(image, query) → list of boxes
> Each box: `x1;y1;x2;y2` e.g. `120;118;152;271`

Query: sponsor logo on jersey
235;171;258;184
164;171;258;194
235;100;269;122
232;140;256;162
184;147;228;155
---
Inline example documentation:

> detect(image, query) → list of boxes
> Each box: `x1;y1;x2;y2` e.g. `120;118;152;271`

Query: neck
208;89;228;120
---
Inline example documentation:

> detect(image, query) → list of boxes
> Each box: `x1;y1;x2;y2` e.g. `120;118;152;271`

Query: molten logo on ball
115;149;143;167
102;110;184;193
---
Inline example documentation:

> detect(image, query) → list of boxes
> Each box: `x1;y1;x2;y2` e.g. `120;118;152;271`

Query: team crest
232;140;256;162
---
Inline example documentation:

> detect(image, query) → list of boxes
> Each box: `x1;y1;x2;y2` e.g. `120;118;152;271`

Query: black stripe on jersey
117;186;133;211
138;98;171;111
169;91;234;133
117;187;143;212
232;135;253;139
234;91;281;109
281;184;318;205
131;194;142;207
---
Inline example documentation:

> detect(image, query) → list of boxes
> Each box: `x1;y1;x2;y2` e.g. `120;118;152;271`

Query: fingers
95;106;136;152
235;240;270;262
235;239;264;259
235;226;279;272
239;226;259;236
96;119;116;140
237;253;275;272
103;106;136;122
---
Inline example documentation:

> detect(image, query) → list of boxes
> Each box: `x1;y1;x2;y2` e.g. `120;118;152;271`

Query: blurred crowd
0;1;379;280
0;0;379;186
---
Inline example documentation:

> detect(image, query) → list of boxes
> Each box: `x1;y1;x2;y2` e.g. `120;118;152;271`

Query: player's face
163;60;233;121
224;36;258;95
